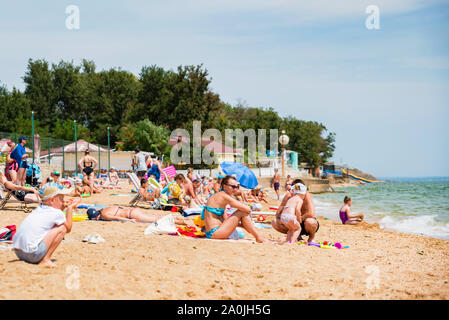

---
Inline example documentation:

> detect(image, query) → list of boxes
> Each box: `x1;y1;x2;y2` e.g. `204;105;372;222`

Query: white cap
291;183;307;195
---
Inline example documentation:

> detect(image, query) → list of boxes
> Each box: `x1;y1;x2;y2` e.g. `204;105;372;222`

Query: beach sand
1;180;448;300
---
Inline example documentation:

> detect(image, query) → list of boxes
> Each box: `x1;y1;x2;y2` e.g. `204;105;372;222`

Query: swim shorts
13;190;31;202
19;161;28;169
14;241;47;264
300;218;320;236
274;182;280;191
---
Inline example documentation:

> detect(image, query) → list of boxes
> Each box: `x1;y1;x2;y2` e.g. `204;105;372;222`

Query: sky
1;0;448;178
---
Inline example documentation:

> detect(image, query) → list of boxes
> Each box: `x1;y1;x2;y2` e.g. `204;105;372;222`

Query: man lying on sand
12;183;80;267
87;206;191;226
202;175;267;242
272;179;319;243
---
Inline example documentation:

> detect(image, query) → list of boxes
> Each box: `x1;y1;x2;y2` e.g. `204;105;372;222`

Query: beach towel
182;207;203;217
176;226;205;238
77;204;109;210
0;225;16;241
160;165;177;181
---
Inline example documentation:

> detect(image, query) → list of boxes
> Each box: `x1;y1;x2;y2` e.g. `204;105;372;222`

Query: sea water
313;177;449;240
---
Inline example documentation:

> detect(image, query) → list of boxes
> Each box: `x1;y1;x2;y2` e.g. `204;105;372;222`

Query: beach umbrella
0;139;32;153
220;161;258;189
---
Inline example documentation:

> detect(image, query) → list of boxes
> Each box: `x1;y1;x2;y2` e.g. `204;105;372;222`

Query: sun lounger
126;172;149;208
0;186;37;213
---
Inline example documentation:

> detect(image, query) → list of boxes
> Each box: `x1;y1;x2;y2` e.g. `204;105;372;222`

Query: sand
1;180;448;300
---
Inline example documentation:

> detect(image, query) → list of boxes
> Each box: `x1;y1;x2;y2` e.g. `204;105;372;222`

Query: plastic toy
257;215;265;222
80;193;91;198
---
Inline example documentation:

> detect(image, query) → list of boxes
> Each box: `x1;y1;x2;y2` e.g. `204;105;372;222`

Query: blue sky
1;0;448;177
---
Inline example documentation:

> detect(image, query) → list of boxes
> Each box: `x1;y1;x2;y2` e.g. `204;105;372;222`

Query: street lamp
279;130;289;177
74;120;77;175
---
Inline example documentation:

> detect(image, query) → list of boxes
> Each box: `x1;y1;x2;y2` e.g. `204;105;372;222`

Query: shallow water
313;177;449;240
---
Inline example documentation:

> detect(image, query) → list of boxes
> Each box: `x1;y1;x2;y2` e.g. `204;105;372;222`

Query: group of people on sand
74;150;122;197
4;145;364;267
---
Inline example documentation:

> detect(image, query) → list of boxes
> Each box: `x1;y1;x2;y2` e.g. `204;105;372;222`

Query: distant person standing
78;150;98;194
10;136;29;186
134;148;147;178
272;169;281;200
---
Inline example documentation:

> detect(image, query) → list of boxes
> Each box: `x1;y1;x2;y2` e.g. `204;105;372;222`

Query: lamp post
279;130;289;177
107;126;110;172
74;120;77;175
31;111;35;164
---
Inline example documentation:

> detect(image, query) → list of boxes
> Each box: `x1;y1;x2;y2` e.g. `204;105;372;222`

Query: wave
313;198;449;240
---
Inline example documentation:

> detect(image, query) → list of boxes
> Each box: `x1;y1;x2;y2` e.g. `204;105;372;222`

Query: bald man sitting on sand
272;179;319;243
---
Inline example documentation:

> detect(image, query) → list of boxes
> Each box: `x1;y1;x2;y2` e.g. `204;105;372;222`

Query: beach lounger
127;172;145;207
0;186;36;213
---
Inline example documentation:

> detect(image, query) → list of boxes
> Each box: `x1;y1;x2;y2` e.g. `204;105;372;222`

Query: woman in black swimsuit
78;150;98;194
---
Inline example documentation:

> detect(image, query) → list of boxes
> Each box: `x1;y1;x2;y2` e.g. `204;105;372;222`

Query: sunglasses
226;184;240;190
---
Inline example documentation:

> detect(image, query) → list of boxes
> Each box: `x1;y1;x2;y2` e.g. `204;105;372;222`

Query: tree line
0;59;335;169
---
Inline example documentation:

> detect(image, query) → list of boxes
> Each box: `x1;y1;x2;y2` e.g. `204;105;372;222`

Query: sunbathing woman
202;175;267;242
339;196;364;225
109;168;121;188
87;206;190;225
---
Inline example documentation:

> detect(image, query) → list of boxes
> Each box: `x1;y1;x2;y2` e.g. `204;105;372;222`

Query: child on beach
339;196;364;225
279;182;307;243
139;178;161;202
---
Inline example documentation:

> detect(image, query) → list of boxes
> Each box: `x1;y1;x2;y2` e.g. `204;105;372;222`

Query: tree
118;119;171;156
23;59;55;128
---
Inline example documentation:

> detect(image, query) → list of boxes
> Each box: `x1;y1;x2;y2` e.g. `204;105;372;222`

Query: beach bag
0;225;16;241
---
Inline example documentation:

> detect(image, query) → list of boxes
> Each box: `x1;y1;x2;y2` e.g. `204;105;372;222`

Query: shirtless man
277;182;306;243
272;169;281;200
78;150;98;194
272;179;319;243
87;206;191;225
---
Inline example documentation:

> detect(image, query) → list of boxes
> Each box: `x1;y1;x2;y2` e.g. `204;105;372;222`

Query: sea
312;177;449;240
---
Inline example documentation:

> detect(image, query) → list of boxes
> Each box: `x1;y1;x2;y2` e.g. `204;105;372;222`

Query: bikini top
201;206;225;220
201;190;225;220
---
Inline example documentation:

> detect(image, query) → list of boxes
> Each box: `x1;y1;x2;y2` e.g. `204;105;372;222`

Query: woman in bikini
339;196;364;225
87;206;190;225
202;175;267;242
5;140;19;183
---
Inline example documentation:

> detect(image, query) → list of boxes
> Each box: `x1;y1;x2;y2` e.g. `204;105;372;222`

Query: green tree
23;59;56;128
118;119;171;156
